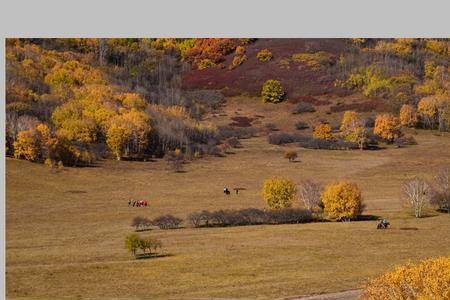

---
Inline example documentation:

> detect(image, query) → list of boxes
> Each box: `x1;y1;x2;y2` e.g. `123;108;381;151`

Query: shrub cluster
187;208;312;227
217;126;257;140
267;132;308;145
295;121;309;130
393;135;417;147
256;49;273;62
299;137;359;150
292;102;316;114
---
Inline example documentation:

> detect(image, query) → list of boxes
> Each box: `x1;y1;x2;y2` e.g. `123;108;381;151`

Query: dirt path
283;289;362;300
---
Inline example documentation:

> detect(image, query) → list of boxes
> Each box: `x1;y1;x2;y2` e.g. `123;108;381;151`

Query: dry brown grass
6;109;450;299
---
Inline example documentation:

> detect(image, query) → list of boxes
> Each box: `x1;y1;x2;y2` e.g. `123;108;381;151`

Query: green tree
125;234;142;257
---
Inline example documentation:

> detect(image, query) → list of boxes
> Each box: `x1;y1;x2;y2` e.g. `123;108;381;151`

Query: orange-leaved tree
313;123;334;140
399;104;418;127
374;113;401;142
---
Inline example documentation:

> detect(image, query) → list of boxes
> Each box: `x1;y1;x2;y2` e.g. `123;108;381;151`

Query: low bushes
217;126;258;140
292;102;316;114
393;135;417;147
256;49;273;62
299;137;359;150
187;208;312;228
268;132;308;145
295;121;309;130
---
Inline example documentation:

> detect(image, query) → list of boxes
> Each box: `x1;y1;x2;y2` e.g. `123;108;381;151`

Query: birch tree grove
402;177;431;218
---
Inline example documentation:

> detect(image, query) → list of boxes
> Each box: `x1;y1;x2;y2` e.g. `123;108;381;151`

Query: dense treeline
6;38;450;166
5;38;228;166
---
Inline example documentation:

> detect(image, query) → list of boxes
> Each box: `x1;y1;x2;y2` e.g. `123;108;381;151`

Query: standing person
128;199;132;206
132;200;136;207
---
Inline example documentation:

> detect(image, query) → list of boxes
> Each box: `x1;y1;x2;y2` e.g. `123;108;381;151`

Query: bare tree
298;180;322;211
434;168;450;213
402;177;431;218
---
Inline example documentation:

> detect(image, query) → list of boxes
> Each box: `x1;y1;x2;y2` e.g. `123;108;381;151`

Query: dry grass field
6;97;450;299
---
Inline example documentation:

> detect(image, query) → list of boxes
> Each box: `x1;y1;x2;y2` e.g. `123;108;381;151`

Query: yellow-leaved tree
262;176;297;209
399;104;418;127
363;256;450;299
340;111;367;150
106;123;130;160
13;129;39;161
313;123;334;140
321;180;362;220
374;113;401;142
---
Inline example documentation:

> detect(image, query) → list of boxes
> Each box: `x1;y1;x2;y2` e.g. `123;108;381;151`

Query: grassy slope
6;111;450;299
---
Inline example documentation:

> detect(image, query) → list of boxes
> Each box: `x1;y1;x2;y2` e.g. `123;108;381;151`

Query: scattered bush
362;256;450;299
295;121;309;130
256;49;273;62
261;80;284;103
268;132;307;145
217;126;257;140
152;215;183;229
225;137;241;148
393;135;417;147
235;46;246;56
262;176;297;209
230;54;247;69
292;102;316;114
264;123;279;132
321;181;362;220
292;51;335;69
197;59;216;70
284;150;298;162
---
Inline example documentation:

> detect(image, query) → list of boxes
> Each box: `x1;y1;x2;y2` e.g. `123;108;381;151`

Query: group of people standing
128;199;148;207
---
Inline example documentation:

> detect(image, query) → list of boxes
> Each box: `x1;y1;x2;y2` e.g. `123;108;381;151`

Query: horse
377;220;390;229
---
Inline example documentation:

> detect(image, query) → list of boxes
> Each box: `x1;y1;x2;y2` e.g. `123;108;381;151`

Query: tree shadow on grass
135;253;174;260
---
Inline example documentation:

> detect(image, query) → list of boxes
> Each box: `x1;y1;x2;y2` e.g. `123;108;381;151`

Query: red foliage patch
186;38;239;65
329;98;385;112
182;39;350;98
229;116;254;127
